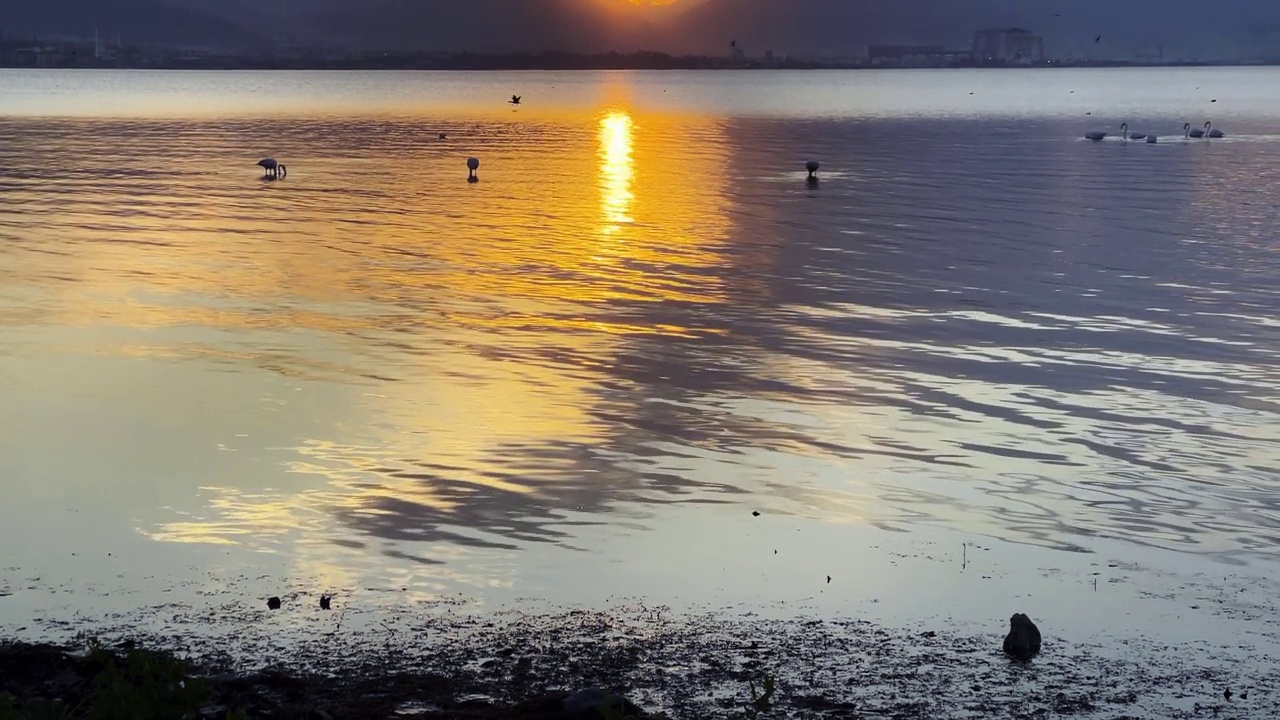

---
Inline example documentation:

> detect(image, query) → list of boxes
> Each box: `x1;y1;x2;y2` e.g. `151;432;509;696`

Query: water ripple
0;70;1277;598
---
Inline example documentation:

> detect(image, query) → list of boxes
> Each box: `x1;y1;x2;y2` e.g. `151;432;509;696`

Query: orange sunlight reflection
1;93;738;588
599;111;636;234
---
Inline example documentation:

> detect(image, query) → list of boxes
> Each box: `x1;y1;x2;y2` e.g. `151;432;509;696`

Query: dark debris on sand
0;641;662;720
6;604;1279;719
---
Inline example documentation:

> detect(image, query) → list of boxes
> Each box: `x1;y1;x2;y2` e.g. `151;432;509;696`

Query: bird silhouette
730;39;737;48
1095;35;1103;43
257;158;286;179
509;95;521;105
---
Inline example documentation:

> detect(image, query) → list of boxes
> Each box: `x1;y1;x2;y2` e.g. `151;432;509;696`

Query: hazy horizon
3;0;1280;60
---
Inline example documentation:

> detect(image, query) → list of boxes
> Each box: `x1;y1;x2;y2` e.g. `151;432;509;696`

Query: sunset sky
3;0;1279;58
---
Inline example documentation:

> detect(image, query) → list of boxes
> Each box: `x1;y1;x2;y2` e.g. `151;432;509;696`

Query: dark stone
1053;692;1095;713
1002;613;1041;661
572;688;644;717
267;596;282;610
511;688;648;718
319;595;331;610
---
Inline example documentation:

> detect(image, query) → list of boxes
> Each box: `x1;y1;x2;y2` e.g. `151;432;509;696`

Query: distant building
12;46;62;67
869;45;944;59
868;45;972;68
972;28;1045;64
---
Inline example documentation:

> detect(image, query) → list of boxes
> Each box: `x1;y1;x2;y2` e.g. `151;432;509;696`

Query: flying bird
1094;35;1103;43
509;95;521;105
730;39;737;48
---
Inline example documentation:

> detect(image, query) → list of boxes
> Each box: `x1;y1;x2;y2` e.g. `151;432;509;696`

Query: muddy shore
3;602;1274;719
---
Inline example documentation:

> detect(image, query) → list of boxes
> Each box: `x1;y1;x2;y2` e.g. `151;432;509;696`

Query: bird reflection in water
127;103;744;571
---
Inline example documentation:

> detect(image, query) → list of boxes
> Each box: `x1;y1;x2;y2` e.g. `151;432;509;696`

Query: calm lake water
1;68;1278;649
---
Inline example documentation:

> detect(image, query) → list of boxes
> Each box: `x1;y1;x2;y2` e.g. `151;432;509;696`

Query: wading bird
257;158;286;178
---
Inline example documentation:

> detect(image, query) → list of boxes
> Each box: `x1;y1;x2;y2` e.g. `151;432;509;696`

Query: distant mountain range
302;0;658;53
3;0;1278;59
1;0;259;47
667;0;1277;58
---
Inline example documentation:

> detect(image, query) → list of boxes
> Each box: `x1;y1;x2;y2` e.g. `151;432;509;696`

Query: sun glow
10;85;745;592
593;0;684;10
599;111;635;234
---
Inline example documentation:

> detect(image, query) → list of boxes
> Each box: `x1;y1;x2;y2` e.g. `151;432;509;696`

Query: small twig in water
379;620;397;645
746;674;777;718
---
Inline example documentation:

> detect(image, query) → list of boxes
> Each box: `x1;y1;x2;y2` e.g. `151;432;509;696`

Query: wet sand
5;523;1280;717
5;599;1277;719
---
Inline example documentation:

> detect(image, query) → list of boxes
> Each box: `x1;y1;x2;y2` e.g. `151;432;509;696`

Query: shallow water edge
4;601;1276;720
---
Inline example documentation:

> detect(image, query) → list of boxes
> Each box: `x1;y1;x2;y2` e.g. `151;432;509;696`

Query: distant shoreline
5;62;1278;72
3;46;1278;72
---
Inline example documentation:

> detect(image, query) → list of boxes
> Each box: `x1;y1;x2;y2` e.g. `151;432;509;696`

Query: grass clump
81;640;212;720
0;640;232;720
744;673;777;719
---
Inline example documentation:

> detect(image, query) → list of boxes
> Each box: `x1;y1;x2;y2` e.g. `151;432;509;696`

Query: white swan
1085;130;1107;141
1185;123;1205;139
1205;121;1225;139
1121;123;1147;141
